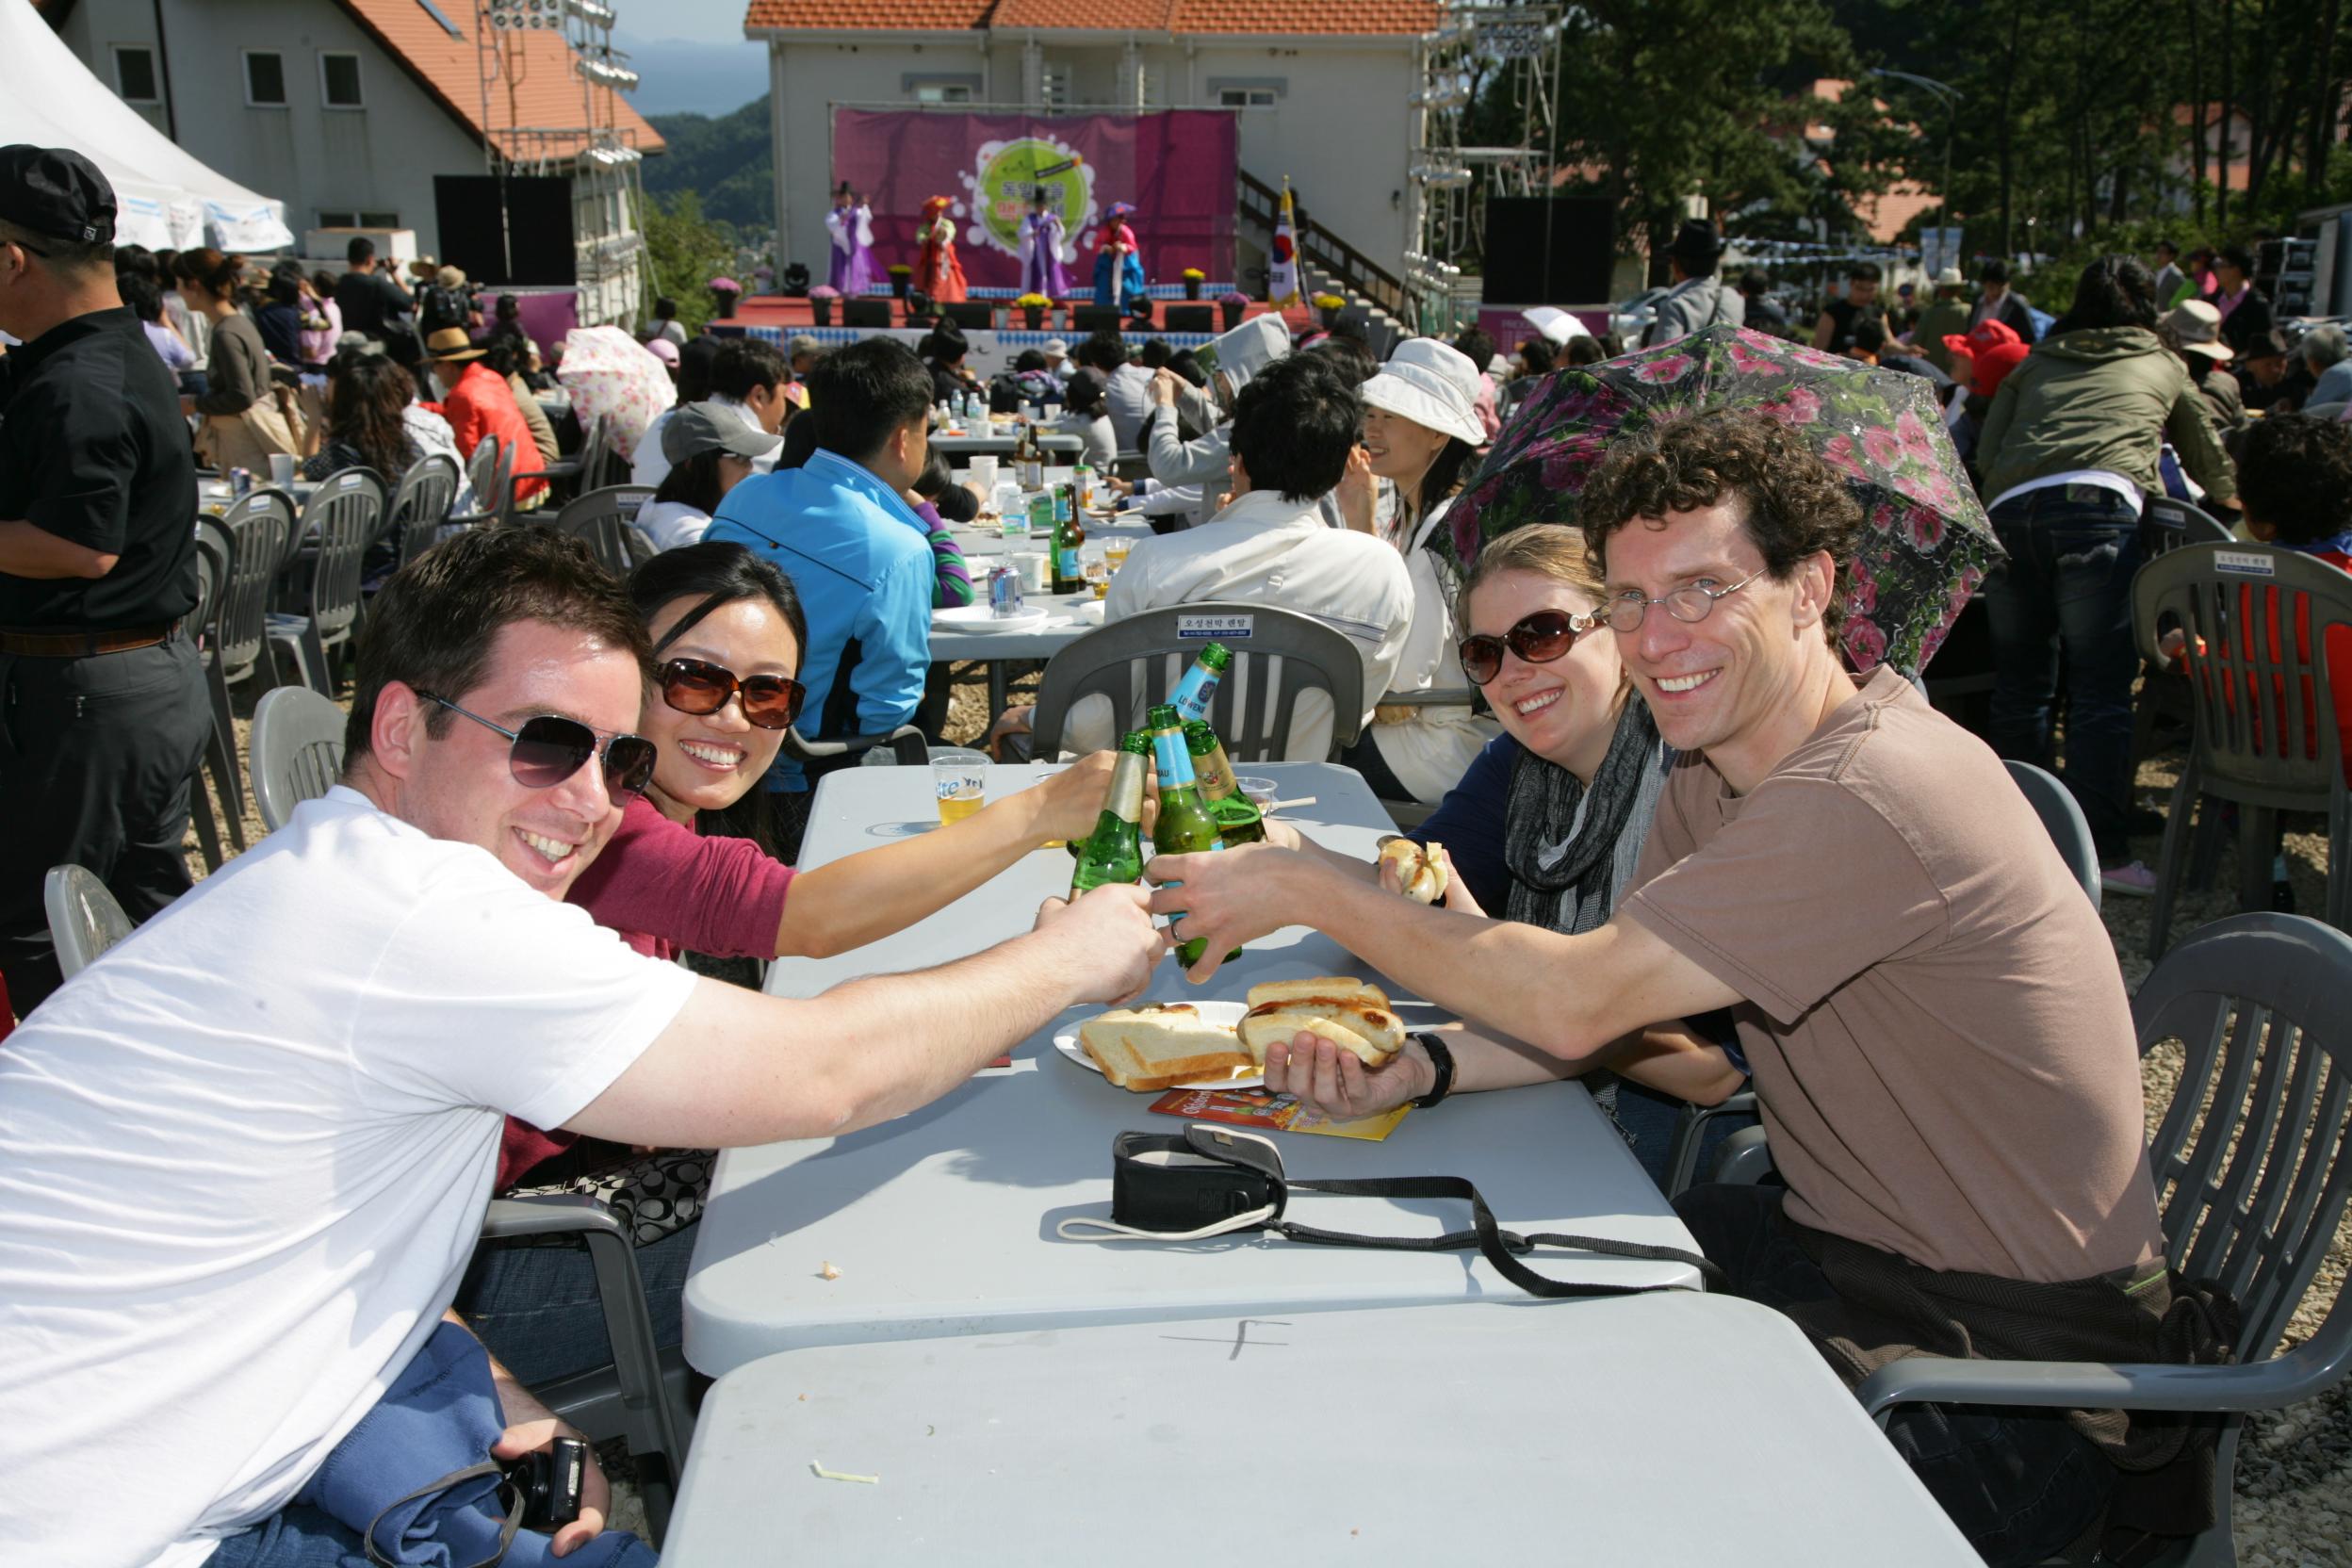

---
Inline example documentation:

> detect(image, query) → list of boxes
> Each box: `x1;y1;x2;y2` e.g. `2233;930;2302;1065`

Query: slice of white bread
1077;1003;1255;1092
1379;838;1449;905
1237;977;1406;1068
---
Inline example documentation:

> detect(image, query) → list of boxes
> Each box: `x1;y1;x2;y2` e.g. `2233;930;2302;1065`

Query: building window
318;210;400;230
1210;78;1284;108
113;46;158;105
319;53;364;108
904;73;980;104
244;51;287;107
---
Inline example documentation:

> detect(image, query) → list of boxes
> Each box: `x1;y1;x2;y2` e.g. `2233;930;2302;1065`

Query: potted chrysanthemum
1217;289;1250;330
709;275;742;318
809;284;840;325
1181;268;1206;300
1014;291;1053;329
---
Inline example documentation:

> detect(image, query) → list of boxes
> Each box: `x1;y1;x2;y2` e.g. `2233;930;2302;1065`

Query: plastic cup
929;748;990;825
268;453;298;488
968;454;999;492
1237;776;1280;814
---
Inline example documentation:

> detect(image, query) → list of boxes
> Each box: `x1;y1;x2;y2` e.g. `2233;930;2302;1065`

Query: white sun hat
1522;305;1591;345
1361;337;1488;446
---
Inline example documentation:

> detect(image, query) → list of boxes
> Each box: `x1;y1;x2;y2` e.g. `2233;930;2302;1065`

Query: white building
33;0;663;323
743;0;1435;294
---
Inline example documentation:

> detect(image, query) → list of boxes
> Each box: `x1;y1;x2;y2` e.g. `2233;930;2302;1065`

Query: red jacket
436;361;546;504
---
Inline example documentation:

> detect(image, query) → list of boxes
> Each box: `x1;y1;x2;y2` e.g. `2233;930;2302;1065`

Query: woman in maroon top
498;541;1119;1189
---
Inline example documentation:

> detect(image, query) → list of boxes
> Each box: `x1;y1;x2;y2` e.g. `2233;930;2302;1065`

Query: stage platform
723;294;1315;337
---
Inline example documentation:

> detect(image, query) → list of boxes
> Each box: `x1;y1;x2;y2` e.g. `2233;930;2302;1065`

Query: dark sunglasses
1457;608;1605;687
658;658;806;731
416;691;657;797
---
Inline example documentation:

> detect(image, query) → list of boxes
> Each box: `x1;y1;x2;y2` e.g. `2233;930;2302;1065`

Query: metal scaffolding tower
1404;2;1561;330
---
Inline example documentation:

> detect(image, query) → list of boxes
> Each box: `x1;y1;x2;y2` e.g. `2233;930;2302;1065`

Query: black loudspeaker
433;175;576;286
842;299;893;328
940;301;994;331
1481;197;1615;304
1071;304;1125;334
1163;304;1214;333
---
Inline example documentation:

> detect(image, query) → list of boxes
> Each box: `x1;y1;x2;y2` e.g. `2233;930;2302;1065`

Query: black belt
0;620;182;658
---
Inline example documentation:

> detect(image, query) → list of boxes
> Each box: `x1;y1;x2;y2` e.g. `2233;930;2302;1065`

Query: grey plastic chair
1857;911;2352;1568
205;491;295;833
240;692;693;1527
2141;496;2236;557
1029;601;1369;762
508;412;606;508
2132;542;2352;957
443;436;510;531
1663;758;2111;1197
268;467;385;695
185;530;231;873
548;484;656;577
386;451;461;571
2132;502;2241;764
2003;759;2101;911
42;864;135;980
247;687;349;832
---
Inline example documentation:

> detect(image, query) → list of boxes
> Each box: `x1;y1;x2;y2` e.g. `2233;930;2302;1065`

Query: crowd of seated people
0;149;2318;1568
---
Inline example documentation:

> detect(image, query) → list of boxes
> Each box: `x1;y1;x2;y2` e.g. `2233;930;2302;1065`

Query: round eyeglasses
1599;570;1765;635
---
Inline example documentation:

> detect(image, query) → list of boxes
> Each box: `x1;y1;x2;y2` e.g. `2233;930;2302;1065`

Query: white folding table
682;763;1705;1379
662;1293;1979;1566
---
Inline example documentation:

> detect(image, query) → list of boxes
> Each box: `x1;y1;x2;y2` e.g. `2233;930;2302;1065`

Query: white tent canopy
1;1;293;253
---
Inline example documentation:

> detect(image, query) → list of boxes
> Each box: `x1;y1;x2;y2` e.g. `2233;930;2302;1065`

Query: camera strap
364;1462;521;1568
1057;1126;1724;1298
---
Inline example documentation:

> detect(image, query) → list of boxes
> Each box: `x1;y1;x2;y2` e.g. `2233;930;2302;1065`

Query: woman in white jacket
1334;337;1499;805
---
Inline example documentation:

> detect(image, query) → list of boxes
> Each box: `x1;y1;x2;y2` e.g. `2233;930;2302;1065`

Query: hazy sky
616;0;750;44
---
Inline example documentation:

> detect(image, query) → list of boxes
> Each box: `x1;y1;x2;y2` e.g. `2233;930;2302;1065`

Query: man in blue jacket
706;337;934;847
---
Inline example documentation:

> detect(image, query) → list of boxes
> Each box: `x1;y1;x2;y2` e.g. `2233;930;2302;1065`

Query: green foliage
643;99;775;231
641;189;737;336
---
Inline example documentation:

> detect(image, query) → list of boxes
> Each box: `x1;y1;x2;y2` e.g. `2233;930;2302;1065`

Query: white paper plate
933;605;1050;634
1054;999;1263;1090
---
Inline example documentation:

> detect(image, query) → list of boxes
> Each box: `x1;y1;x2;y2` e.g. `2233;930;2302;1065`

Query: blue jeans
1983;486;2145;862
206;1503;368;1567
1673;1184;2113;1567
454;1221;700;1387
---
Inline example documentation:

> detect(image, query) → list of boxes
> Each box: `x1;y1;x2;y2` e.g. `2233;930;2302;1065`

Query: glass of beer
1102;540;1132;573
929;748;991;825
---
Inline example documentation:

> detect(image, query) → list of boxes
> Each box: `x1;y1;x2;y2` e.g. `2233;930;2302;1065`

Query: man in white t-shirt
0;529;1161;1567
1085;353;1412;758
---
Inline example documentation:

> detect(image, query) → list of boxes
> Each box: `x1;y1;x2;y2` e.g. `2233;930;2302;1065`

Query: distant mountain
643;95;774;231
617;32;768;118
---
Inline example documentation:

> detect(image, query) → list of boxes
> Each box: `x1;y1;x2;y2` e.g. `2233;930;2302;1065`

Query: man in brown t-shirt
1148;411;2172;1565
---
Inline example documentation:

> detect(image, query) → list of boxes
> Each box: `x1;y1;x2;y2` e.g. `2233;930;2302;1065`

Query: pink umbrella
556;325;677;463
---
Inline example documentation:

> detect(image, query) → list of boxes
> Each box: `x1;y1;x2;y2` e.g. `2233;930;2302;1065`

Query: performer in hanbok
825;183;876;296
1020;188;1070;299
1091;202;1148;314
917;196;969;304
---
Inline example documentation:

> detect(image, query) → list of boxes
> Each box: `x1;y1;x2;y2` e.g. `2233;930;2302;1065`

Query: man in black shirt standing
0;146;210;1016
334;235;418;363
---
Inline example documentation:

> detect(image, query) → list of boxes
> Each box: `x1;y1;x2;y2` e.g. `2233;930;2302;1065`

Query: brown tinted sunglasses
658;658;806;731
1457;609;1605;686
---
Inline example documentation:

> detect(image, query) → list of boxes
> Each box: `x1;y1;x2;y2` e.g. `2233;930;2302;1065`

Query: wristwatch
1410;1031;1454;1108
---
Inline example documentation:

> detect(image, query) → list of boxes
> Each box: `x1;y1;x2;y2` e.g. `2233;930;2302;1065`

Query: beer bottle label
1171;665;1221;724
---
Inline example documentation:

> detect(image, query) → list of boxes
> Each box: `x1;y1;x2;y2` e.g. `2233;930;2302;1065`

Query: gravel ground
181;670;2351;1561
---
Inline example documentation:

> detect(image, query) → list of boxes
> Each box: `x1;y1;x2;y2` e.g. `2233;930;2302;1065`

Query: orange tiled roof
745;0;994;28
744;0;1438;33
336;0;664;159
1166;0;1437;33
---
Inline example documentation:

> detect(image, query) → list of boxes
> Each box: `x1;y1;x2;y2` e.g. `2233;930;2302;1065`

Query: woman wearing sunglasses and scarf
1249;526;1748;1187
459;541;1123;1383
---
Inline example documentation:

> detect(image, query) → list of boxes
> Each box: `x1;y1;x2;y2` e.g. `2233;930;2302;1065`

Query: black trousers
1673;1184;2115;1567
0;637;210;1017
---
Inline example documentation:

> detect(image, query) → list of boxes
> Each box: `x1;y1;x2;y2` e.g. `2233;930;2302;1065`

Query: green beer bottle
1050;483;1087;596
1169;642;1232;725
1183;721;1266;846
1147;704;1232;968
1070;732;1151;895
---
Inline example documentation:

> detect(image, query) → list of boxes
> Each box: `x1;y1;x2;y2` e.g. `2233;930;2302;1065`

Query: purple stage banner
831;109;1237;293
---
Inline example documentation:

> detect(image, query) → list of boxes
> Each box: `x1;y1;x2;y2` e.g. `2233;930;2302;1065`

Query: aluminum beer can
988;564;1025;617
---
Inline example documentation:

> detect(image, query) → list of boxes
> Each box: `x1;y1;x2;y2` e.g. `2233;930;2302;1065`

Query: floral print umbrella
1446;325;2002;676
556;325;677;464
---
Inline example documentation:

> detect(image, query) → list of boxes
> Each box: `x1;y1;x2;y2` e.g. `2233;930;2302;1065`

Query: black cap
1665;218;1721;265
0;146;117;246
